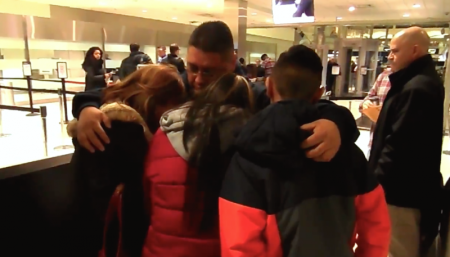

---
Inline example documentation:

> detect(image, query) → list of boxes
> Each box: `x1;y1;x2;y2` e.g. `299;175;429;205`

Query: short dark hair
272;45;323;100
261;54;268;60
157;46;166;51
169;44;180;54
188;21;234;58
130;43;140;52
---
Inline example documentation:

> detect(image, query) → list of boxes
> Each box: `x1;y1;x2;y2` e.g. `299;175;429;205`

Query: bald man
368;26;444;257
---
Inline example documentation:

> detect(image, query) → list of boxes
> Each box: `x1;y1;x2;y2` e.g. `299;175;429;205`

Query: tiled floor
1;100;450;184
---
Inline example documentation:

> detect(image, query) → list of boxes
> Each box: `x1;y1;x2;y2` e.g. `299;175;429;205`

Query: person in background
71;21;356;165
219;44;390;257
261;53;275;78
142;73;252;257
118;43;146;80
156;46;167;63
238;57;247;75
255;59;265;78
161;44;186;74
82;46;110;91
369;27;444;257
325;58;340;94
68;65;186;257
359;70;391;157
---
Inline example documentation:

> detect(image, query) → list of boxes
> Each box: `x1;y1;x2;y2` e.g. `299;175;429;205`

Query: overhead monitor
272;0;315;24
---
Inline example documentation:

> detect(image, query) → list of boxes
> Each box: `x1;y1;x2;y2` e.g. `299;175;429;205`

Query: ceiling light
142;9;147;13
348;6;355;12
251;12;257;15
207;3;212;8
412;4;421;8
98;1;107;6
266;19;272;22
403;13;410;17
172;17;178;20
336;16;342;20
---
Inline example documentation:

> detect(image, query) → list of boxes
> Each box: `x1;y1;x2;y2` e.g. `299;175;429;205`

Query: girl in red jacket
141;74;253;257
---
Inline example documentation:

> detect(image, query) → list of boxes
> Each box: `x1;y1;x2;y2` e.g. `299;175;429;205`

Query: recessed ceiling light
403;13;410;17
266;19;272;22
348;6;355;12
172;17;178;20
336;17;342;20
142;9;147;13
207;3;212;8
251;12;257;15
412;4;421;8
98;1;107;6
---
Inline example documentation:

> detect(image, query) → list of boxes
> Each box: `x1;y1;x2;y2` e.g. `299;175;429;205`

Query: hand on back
77;107;111;153
300;119;341;162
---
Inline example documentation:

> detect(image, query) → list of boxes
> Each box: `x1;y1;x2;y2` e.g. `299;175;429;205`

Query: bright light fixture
348;6;355;12
251;12;257;15
412;4;421;8
403;13;410;17
207;3;212;8
266;19;272;22
336;16;342;20
98;1;107;6
172;17;178;20
142;9;147;13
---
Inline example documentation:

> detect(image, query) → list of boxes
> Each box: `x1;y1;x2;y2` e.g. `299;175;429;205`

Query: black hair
169;44;180;54
188;21;234;58
82;46;103;71
261;53;268;60
183;73;253;230
239;57;245;65
272;45;323;100
130;43;140;52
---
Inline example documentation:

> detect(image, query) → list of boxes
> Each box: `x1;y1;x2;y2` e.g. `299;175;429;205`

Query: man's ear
312;86;325;103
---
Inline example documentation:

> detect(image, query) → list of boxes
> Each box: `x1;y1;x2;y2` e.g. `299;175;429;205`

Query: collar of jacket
129;51;144;57
389;54;434;87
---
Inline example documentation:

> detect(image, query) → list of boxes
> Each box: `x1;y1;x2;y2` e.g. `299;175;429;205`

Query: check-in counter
0;154;92;257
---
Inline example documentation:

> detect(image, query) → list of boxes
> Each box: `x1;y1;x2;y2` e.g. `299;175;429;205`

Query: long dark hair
183;73;254;230
82;46;103;71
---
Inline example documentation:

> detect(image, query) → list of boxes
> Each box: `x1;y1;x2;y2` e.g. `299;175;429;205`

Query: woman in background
68;64;186;257
82;46;110;91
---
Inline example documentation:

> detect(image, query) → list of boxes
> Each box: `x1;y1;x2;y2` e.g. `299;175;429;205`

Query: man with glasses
71;21;357;162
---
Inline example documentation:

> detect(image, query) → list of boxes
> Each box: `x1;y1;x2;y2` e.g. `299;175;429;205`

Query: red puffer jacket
141;103;248;257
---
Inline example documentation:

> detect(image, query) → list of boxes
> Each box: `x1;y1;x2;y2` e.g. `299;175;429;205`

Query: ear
266;77;274;100
312;86;325;103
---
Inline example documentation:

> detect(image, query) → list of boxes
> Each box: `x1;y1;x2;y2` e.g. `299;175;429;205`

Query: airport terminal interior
0;0;449;255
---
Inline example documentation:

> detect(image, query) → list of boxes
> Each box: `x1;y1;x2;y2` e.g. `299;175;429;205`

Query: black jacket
368;54;444;245
161;53;185;74
219;100;389;256
84;65;106;91
118;51;145;80
68;103;150;257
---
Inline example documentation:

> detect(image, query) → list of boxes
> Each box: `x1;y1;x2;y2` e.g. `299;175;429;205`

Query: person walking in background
325;58;340;94
359;70;391;158
82;46;110;91
118;43;147;80
368;27;444;257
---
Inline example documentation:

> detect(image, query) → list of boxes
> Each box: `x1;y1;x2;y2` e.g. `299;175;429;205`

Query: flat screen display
272;0;315;24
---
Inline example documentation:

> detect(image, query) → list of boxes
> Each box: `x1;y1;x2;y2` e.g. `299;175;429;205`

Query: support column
225;0;247;62
443;38;450;132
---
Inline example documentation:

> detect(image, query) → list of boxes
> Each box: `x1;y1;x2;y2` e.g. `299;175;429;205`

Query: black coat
368;54;444;244
118;51;145;80
68;103;150;257
84;65;106;91
161;54;185;74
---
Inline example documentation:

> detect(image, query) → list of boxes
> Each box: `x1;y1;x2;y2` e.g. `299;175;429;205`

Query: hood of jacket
235;100;320;173
67;102;152;142
159;102;250;161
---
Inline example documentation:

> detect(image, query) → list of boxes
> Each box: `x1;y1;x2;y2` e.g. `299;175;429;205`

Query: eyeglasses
186;65;228;79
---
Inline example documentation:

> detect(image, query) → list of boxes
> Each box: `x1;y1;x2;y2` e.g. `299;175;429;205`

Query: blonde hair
103;64;185;121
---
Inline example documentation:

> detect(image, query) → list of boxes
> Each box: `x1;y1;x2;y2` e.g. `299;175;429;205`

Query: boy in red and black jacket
219;45;391;257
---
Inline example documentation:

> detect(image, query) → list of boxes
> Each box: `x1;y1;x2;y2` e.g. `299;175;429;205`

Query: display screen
272;0;315;24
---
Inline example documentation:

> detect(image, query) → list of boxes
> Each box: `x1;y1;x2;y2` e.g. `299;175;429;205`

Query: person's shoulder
403;73;443;98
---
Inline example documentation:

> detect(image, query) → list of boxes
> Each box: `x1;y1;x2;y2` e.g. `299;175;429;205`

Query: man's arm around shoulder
72;88;103;119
